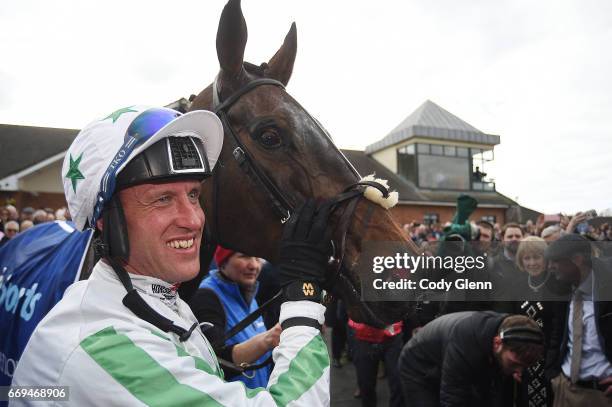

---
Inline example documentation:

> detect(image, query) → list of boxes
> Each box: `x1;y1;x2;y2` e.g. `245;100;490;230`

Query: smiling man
11;106;331;406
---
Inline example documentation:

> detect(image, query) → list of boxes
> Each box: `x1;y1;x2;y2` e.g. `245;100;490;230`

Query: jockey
11;106;331;406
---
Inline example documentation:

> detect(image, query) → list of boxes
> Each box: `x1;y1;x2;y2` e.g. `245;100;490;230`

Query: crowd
0;204;70;246
1;103;610;407
403;212;612;247
2;198;611;406
326;211;612;407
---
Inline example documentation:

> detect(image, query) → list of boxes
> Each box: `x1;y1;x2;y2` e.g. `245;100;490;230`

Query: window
424;213;440;225
397;142;493;191
418;155;470;190
397;144;417;184
457;147;468;157
431;145;443;155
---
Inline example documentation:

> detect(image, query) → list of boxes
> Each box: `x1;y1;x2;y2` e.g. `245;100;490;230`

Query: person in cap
19;207;34;222
545;234;612;405
11;106;331;406
398;311;545;407
190;247;281;389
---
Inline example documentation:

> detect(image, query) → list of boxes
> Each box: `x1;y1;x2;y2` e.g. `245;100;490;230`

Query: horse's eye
257;128;282;149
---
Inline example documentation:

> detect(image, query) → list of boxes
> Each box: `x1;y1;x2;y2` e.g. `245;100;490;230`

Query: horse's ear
266;22;297;86
216;0;247;80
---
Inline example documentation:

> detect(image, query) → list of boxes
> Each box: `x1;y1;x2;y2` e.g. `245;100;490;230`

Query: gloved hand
279;199;332;302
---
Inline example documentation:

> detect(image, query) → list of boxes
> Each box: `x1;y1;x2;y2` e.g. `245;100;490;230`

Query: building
356;100;532;226
1;99;539;224
0;124;77;209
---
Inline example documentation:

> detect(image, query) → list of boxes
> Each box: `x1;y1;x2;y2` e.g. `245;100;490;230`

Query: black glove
279;199;332;302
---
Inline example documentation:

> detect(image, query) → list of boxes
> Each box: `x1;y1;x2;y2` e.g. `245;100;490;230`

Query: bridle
210;73;391;290
187;73;392;373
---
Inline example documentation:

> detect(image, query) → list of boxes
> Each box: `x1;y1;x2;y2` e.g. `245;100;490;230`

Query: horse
183;0;420;327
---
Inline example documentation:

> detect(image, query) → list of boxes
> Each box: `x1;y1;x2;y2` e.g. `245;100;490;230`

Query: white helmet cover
62;105;223;231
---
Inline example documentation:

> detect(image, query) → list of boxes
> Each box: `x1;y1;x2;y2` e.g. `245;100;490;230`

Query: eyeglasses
6;229;18;233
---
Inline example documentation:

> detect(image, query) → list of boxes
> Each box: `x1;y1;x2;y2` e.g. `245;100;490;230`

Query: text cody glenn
372;278;492;291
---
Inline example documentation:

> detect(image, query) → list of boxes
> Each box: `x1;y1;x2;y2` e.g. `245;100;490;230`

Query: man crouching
399;311;544;407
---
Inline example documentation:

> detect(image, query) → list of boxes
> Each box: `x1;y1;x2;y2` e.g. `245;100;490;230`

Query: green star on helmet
65;153;85;193
103;106;137;123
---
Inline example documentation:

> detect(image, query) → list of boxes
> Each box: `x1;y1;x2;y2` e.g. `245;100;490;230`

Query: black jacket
545;257;612;379
399;311;510;407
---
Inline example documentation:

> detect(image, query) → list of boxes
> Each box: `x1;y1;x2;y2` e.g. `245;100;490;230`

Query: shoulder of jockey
11;106;330;406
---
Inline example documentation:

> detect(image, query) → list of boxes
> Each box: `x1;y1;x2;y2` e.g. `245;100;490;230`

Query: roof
365;100;500;154
0;124;77;178
342;149;515;207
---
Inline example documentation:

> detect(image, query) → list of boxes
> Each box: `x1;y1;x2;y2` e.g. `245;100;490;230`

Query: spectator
20;220;34;232
5;205;18;221
349;319;404;407
20;207;34;222
490;223;525;308
514;236;559;407
1;220;19;246
494;222;502;240
55;207;68;221
476;220;495;254
399;312;544;407
545;234;612;406
525;219;536;236
325;299;349;368
189;247;281;389
542;225;563;242
32;209;48;225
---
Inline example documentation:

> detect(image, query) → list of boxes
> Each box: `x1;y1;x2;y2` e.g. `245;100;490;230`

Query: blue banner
0;221;93;386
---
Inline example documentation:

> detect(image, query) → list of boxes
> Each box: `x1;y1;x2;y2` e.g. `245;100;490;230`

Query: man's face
478;226;493;251
548;257;581;285
496;347;530;377
119;180;204;283
4;224;18;238
493;337;530;377
21;211;34;221
503;227;523;254
221;253;262;289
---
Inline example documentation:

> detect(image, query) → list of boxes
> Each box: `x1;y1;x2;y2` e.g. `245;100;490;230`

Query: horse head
189;0;419;327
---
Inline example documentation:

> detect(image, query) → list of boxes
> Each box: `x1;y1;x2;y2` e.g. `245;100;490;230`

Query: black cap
545;233;591;261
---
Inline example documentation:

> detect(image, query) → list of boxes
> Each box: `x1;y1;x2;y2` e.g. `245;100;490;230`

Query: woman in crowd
514;236;560;407
189;247;281;389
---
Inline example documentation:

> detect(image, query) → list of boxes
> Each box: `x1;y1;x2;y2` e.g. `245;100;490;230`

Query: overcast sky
1;0;610;214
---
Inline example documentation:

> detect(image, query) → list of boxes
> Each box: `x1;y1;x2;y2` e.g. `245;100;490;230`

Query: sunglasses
6;229;18;233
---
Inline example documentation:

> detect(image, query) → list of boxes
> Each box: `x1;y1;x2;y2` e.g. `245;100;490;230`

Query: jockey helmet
62;105;223;258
